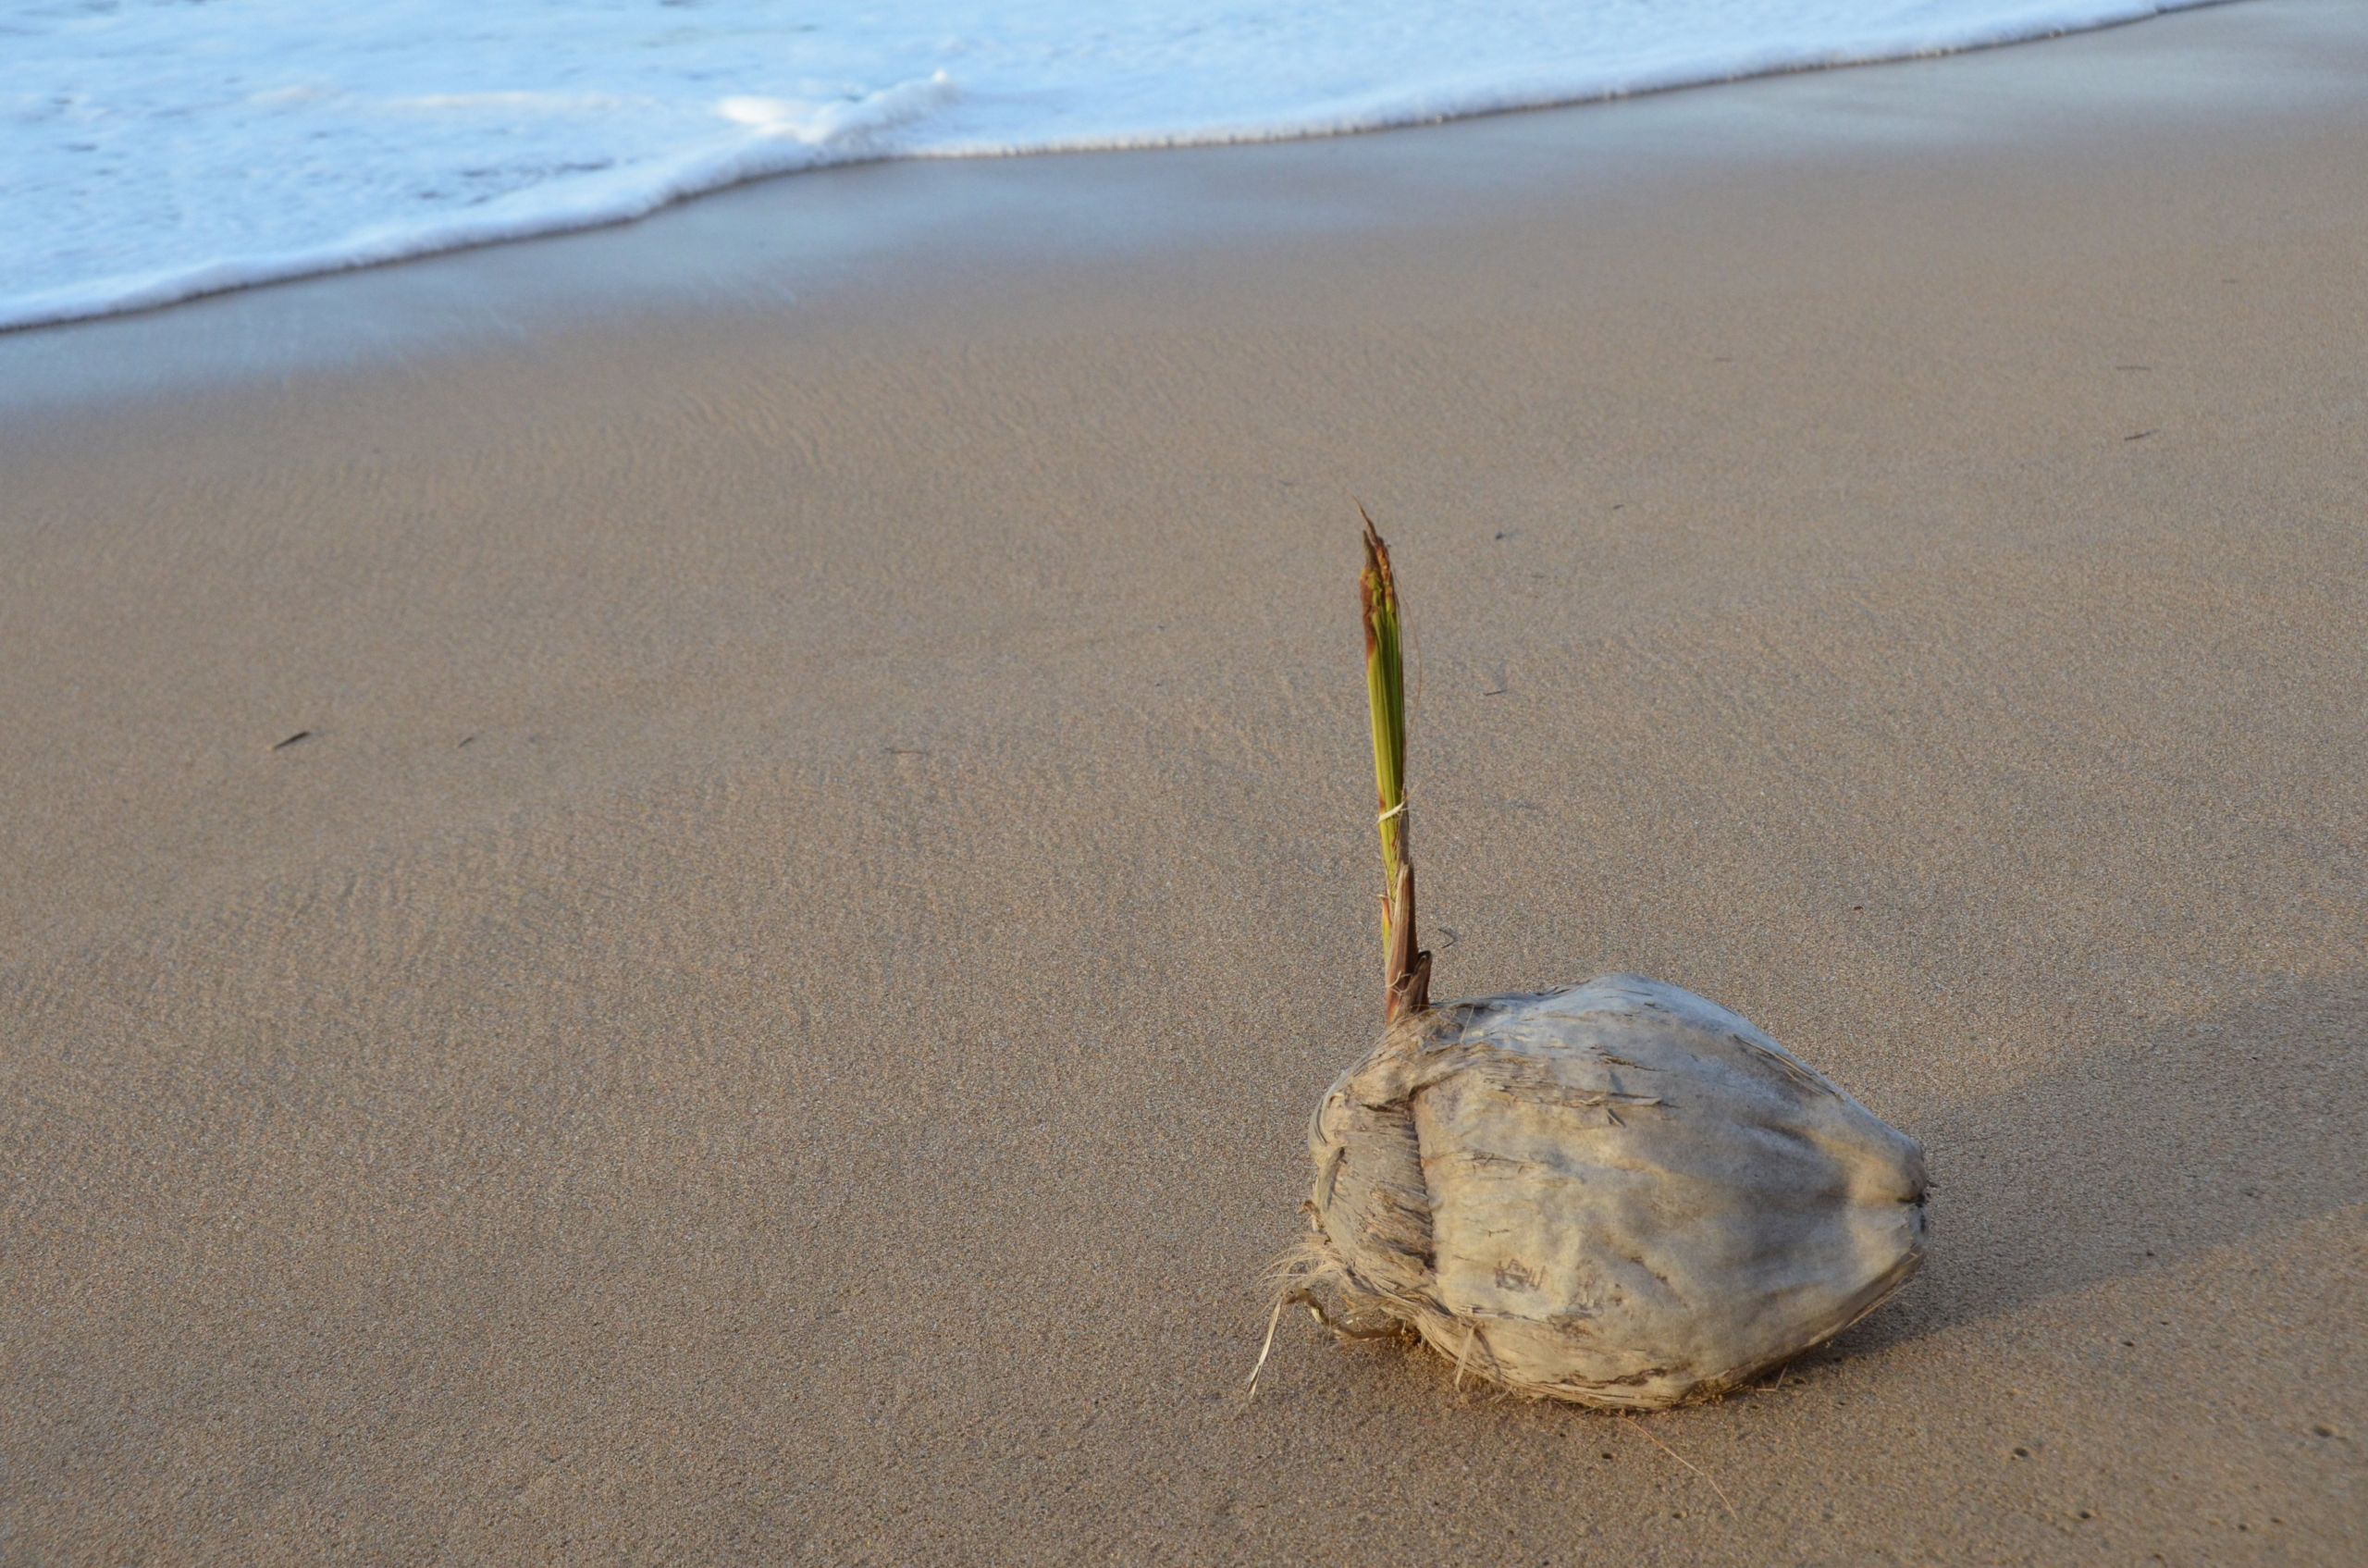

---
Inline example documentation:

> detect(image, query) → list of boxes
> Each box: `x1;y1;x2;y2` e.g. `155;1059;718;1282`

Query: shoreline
5;2;2363;1562
1;0;2356;422
0;0;2248;338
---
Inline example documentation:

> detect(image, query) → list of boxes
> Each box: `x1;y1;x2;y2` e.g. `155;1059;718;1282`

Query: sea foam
3;0;2226;331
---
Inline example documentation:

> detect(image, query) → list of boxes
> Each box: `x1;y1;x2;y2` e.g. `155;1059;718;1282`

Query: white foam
2;1;2228;331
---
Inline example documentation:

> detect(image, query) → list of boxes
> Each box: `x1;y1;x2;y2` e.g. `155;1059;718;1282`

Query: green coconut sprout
1360;511;1430;1024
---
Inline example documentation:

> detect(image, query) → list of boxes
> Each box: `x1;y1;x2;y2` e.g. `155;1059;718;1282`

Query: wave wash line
5;0;2227;331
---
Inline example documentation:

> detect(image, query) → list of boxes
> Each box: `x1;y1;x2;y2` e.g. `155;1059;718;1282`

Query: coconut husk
1277;972;1929;1410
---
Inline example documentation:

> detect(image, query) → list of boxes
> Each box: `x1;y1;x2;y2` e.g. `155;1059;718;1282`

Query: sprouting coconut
1257;516;1928;1410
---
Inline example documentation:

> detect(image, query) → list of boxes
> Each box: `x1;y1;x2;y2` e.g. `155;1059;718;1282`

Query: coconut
1285;972;1928;1409
1261;517;1928;1409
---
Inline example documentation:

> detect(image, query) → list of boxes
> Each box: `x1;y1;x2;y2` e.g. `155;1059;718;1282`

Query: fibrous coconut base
1279;974;1928;1410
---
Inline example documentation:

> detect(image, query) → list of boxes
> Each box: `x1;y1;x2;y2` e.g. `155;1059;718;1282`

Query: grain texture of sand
3;2;2362;1562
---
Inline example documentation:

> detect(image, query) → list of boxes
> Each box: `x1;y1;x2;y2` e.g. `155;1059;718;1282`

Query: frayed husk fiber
1285;972;1928;1410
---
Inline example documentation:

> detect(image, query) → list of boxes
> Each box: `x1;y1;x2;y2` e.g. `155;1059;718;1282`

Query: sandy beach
4;1;2363;1562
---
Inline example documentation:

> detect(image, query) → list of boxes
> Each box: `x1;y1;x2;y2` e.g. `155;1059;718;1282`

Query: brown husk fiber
1282;974;1929;1409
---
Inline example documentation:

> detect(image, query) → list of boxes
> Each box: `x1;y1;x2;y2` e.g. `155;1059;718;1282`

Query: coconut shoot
1266;517;1930;1411
1361;512;1429;1025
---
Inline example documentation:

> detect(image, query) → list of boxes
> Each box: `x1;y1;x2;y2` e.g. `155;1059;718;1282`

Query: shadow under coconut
1813;975;2364;1360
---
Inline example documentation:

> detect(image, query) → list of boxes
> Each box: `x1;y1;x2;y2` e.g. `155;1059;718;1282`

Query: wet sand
3;1;2362;1562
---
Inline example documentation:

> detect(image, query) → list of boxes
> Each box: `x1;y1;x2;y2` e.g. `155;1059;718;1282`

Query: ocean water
3;0;2222;330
